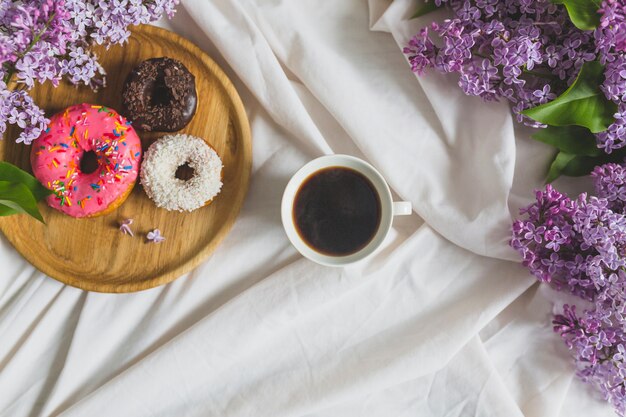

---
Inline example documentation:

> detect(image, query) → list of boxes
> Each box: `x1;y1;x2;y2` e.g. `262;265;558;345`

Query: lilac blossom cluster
0;0;179;144
404;0;626;152
511;163;626;415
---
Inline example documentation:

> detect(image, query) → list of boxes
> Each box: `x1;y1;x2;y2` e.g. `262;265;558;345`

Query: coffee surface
293;167;381;256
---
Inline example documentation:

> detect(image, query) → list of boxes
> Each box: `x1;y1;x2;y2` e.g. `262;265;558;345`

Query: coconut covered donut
140;134;223;212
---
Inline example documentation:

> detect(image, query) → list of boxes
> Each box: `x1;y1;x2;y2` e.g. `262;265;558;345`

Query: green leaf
532;125;602;156
560;154;606;177
411;1;440;18
551;0;601;30
0;161;51;201
546;152;578;183
0;203;19;217
0;181;44;223
522;61;617;133
544;145;626;182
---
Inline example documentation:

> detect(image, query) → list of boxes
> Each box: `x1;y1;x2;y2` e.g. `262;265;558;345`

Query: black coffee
293;167;381;256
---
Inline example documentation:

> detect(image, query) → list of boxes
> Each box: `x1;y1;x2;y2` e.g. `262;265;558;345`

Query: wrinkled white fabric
0;0;613;416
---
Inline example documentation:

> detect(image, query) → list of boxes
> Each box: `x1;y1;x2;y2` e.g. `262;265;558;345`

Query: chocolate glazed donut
122;57;197;132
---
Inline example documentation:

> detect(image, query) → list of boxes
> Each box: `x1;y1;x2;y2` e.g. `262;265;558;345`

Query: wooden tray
0;25;252;292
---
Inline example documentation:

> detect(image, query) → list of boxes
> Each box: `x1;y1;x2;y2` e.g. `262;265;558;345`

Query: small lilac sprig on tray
146;228;165;243
119;218;134;236
1;0;180;145
511;163;626;415
119;221;165;243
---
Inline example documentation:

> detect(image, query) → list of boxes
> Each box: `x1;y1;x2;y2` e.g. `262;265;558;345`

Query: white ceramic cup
281;155;412;267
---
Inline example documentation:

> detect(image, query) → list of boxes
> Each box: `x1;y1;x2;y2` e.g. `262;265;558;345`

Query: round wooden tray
0;25;252;293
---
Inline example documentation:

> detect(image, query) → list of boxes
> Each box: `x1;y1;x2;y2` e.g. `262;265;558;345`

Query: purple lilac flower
1;82;48;144
511;164;626;416
1;0;180;145
404;0;626;153
532;84;557;105
597;104;626;153
593;163;626;210
602;57;626;102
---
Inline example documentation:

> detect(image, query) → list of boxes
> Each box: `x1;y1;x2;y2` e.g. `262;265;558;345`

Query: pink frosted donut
30;103;142;218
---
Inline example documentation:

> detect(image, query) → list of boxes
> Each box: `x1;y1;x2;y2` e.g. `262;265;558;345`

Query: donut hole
148;73;173;107
175;162;195;181
80;151;99;174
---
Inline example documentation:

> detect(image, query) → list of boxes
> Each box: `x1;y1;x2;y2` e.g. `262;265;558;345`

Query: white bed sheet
0;0;613;416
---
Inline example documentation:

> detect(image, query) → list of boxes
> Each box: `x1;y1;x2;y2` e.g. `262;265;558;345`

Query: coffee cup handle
392;201;412;216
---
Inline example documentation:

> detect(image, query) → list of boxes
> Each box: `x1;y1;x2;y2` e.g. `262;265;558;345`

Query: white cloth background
0;0;613;416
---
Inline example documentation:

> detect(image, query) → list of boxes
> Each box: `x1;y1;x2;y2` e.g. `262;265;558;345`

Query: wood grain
0;25;252;293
